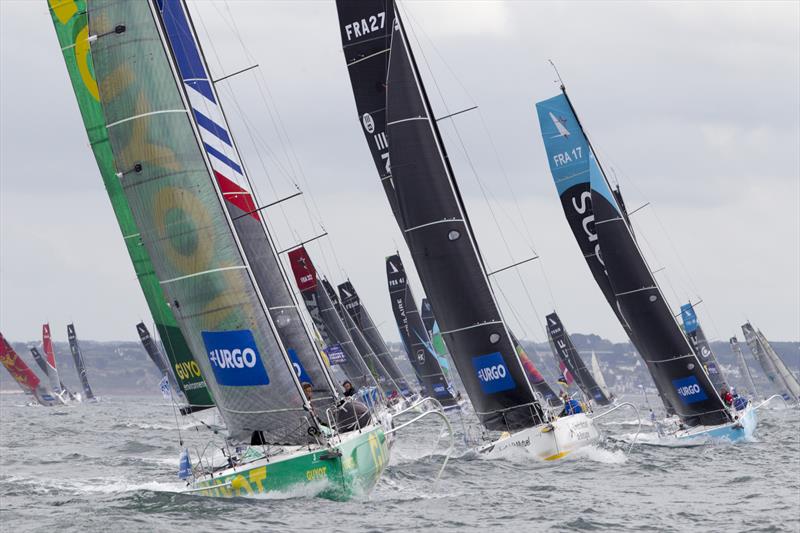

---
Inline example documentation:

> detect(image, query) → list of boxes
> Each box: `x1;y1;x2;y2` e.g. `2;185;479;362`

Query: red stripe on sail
288;246;318;292
42;323;57;368
214;171;260;221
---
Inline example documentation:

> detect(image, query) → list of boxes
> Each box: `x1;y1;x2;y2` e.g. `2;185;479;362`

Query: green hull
192;425;389;501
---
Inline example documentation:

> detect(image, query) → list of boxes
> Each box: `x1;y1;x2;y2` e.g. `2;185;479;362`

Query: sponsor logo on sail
362;113;375;134
201;330;269;387
672;375;708;404
472;352;516;394
549;112;570;137
325;344;347;365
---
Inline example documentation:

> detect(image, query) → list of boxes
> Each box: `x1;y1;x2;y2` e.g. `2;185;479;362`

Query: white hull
630;404;758;448
478;413;600;461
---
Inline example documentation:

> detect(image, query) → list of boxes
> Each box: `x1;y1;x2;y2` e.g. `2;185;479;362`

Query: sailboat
337;0;598;460
66;324;97;402
422;298;467;396
1;333;60;406
41;323;75;402
546;312;612;406
386;254;459;409
137;322;182;399
28;347;66;404
53;0;389;499
742;322;800;404
730;336;761;401
590;351;613;402
680;303;728;392
536;87;756;444
338;280;416;398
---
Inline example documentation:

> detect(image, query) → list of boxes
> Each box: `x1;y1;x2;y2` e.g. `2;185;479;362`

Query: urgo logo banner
472;352;516;394
672;375;708;404
201;329;269;387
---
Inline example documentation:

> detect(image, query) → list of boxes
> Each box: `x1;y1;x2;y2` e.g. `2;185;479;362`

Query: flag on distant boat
159;375;171;400
178;448;191;480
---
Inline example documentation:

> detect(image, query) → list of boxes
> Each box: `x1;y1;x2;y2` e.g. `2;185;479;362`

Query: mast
536;88;730;426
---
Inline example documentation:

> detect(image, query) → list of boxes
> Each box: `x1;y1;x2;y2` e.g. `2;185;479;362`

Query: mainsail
536;91;730;427
66;324;95;401
137;322;181;396
288;246;375;392
730;336;759;399
546;312;611;405
757;330;800;403
41;324;66;393
338;280;414;396
379;4;548;429
680;304;728;393
153;0;338;413
48;0;213;412
88;0;317;443
386;255;457;406
1;333;59;406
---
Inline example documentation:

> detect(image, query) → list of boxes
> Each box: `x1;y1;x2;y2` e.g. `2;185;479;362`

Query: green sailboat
50;0;389;499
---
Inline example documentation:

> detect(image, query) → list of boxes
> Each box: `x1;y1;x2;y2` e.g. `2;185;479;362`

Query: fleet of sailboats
0;0;779;502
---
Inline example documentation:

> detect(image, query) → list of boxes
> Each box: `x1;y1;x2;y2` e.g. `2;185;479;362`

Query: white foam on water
568;445;627;464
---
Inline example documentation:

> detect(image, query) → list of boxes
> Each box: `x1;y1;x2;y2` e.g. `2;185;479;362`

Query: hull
190;424;389;500
478;413;600;461
629;404;759;447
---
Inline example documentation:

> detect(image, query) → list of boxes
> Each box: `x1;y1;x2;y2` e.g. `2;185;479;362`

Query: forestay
89;0;312;443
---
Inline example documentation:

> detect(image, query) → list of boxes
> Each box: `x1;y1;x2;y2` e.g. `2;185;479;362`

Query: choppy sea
1;394;798;532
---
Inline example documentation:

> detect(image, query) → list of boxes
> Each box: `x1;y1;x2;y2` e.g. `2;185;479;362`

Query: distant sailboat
742;322;800;404
537;87;756;444
730;336;760;400
41;324;74;401
66;324;96;402
137;322;182;399
546;312;612;406
590;351;613;401
1;333;60;406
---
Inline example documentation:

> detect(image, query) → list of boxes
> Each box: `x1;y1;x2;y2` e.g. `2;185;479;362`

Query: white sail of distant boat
590;351;612;400
757;330;800;404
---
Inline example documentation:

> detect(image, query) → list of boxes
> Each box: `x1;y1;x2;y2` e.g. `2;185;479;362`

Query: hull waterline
478;413;600;461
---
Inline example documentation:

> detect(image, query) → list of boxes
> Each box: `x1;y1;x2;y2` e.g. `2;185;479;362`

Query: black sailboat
137;322;182;397
66;324;95;401
386;254;457;406
338;280;415;397
546;312;611;406
536;90;730;428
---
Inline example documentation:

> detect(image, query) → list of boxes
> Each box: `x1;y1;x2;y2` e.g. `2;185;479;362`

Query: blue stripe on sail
193;109;232;146
204;142;243;175
535;94;589;196
158;0;217;104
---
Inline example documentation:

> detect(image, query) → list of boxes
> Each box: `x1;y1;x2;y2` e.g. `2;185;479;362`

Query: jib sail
536;91;729;427
88;0;318;443
338;280;414;396
386;254;457;406
546;312;611;405
743;323;799;402
66;324;95;400
47;0;213;412
730;336;759;399
379;9;548;430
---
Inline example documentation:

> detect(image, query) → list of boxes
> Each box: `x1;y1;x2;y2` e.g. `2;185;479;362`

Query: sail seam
387;116;428;126
614;286;657;297
106;109;187;128
441;321;503;335
348;48;389;66
404;218;464;233
595;216;624;226
159;265;246;284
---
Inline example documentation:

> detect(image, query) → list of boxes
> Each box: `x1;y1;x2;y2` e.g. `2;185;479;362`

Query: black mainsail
137;322;181;396
536;91;730;427
338;280;414;396
66;324;95;401
386;254;457;406
546;312;611;405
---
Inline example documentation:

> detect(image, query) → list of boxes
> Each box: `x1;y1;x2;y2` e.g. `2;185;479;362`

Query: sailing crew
302;382;314;402
342;380;356;397
560;394;583;417
721;387;733;407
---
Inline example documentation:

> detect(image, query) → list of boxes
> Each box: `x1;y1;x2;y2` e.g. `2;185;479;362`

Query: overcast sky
1;1;798;346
